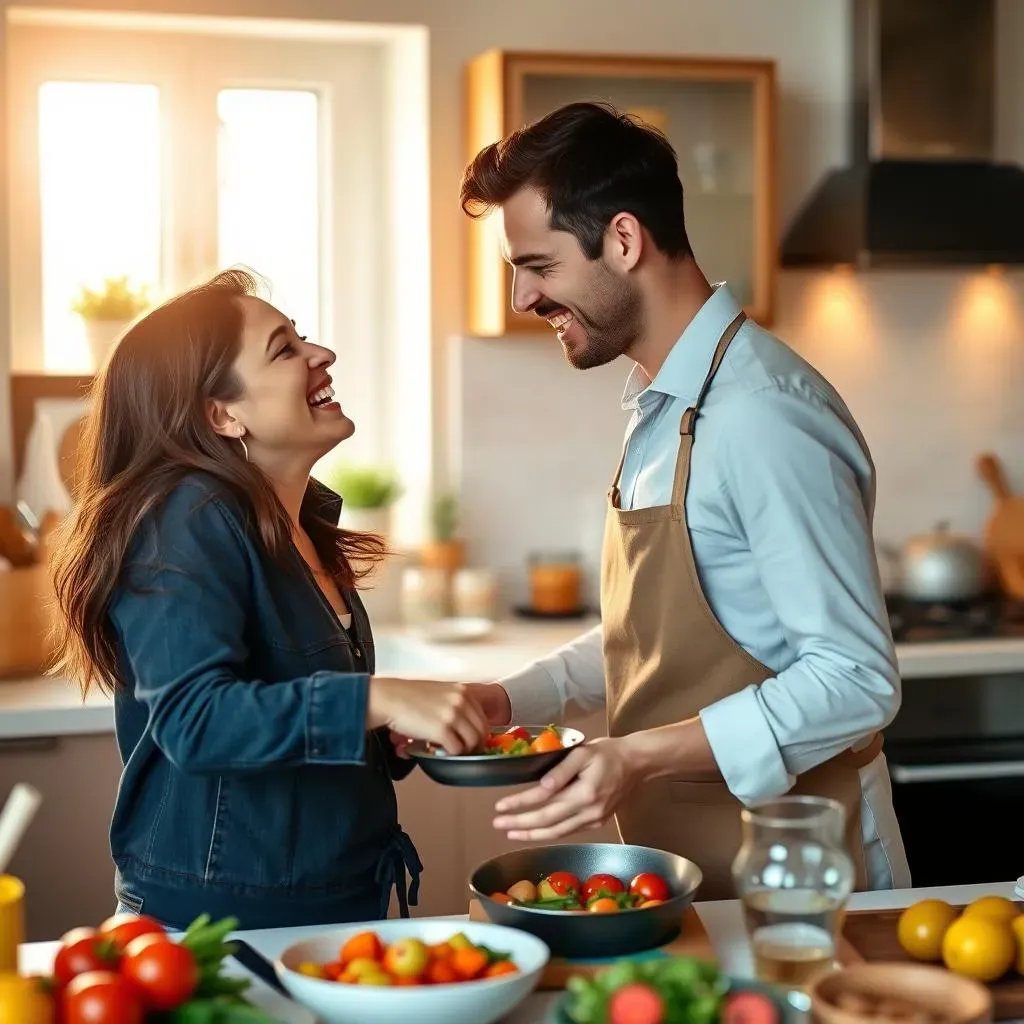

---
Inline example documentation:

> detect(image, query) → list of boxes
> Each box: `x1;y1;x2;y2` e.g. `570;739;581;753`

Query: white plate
417;617;494;643
275;917;549;1024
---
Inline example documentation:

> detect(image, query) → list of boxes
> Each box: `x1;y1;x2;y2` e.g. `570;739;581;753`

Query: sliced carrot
339;930;384;965
484;960;519;978
451;946;489;980
428;941;453;960
425;959;458;984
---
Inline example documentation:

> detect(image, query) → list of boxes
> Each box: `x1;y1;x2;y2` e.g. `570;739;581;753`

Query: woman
50;268;491;930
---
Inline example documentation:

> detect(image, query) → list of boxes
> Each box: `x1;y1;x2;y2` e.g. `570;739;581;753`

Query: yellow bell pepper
0;972;55;1024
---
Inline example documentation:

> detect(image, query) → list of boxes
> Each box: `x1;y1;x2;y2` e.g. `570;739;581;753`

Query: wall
456;269;1024;609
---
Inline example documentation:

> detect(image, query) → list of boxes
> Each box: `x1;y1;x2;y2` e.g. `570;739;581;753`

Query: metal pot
890;522;989;603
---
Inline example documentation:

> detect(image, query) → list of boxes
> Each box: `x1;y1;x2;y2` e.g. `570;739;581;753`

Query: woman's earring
237;428;249;463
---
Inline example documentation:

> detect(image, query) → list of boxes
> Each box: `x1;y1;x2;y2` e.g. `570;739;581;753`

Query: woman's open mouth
307;384;338;410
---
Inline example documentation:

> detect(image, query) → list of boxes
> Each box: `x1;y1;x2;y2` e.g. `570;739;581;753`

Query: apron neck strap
670;311;747;507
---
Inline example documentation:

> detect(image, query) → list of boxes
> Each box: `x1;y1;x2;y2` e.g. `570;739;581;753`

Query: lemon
1012;916;1024;976
942;914;1016;982
897;899;959;961
962;895;1021;925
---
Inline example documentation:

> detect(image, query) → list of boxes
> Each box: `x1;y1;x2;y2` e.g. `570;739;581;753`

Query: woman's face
210;296;354;466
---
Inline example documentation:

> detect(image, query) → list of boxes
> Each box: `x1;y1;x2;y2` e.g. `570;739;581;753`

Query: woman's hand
368;678;491;755
388;681;512;757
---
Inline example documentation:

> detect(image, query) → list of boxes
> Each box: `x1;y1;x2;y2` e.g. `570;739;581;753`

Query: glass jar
731;796;855;988
527;550;581;615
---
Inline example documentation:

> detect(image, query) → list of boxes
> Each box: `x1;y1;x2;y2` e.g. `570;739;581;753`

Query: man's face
499;187;643;369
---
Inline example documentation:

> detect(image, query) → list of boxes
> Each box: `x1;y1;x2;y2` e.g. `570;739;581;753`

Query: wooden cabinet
463;50;778;336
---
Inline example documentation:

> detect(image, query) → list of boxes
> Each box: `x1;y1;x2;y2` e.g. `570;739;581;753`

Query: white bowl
417;617;495;643
274;917;550;1024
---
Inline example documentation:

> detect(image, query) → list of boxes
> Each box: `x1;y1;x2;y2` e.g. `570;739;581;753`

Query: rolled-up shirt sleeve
498;624;606;723
698;386;900;805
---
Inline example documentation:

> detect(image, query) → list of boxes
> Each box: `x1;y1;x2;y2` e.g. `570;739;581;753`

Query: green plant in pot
71;275;151;370
421;491;464;574
323;464;402;536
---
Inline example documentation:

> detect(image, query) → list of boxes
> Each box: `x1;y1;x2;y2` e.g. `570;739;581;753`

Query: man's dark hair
460;100;691;261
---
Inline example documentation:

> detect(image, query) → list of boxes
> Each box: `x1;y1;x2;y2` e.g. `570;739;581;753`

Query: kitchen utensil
977;453;1024;599
552;976;808;1024
274;917;549;1024
467;899;715;990
406;725;584;787
840;904;1023;1020
468;842;703;959
230;939;292;997
810;962;993;1024
0;784;42;874
886;522;990;603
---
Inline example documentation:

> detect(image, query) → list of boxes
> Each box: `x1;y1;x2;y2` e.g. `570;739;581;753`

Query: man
458;101;910;897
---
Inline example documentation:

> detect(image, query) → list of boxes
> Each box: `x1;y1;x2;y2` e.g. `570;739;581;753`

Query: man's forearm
619;717;723;783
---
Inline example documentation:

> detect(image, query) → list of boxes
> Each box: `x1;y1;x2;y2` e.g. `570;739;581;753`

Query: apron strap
670;311;747;508
374;827;423;919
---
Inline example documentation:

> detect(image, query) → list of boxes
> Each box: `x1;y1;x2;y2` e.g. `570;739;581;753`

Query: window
8;12;432;541
217;88;320;339
38;81;161;370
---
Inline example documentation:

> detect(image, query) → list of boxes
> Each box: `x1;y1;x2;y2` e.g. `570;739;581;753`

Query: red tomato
628;872;671;904
721;990;780;1024
504;727;531;742
121;933;199;1011
97;914;166;953
582;873;626;902
63;971;144;1024
544;871;581;896
54;928;116;987
608;982;665;1024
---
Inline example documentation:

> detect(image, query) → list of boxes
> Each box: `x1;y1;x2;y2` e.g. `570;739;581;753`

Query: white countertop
16;879;1024;1023
2;617;1024;740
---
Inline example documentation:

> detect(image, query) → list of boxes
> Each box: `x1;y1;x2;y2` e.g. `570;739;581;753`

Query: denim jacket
107;472;421;930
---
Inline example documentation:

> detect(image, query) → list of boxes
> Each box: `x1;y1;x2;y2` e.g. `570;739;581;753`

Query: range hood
780;0;1024;268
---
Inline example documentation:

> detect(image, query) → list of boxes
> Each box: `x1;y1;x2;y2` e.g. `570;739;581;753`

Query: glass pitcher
731;795;855;988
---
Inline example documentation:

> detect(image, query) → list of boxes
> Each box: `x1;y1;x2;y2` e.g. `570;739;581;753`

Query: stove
885;593;1024;643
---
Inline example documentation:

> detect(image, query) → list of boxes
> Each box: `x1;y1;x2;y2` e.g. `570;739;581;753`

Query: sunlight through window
38;81;161;371
217;89;320;342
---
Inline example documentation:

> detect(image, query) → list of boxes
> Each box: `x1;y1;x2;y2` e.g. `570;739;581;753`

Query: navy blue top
106;472;420;930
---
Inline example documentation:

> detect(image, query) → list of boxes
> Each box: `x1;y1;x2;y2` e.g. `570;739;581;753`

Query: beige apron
601;311;881;900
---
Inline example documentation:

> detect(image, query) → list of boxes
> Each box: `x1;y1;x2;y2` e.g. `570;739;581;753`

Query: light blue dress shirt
500;283;902;810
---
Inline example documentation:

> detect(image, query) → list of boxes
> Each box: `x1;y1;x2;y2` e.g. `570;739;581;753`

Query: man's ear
207;398;245;439
605;212;644;272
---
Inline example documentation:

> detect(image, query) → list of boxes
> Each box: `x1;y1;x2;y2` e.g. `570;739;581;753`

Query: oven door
887;736;1024;887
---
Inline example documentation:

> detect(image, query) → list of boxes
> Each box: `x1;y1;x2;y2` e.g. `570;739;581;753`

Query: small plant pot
84;319;128;370
420;539;465;574
340;506;392;536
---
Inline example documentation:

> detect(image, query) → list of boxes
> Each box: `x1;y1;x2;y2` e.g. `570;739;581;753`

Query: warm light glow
38;81;161;371
804;268;873;340
217;89;320;340
954;269;1019;336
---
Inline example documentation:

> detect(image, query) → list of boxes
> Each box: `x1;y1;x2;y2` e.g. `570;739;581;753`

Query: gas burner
885;593;1024;643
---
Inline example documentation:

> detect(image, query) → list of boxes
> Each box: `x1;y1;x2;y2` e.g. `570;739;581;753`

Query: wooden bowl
809;962;993;1024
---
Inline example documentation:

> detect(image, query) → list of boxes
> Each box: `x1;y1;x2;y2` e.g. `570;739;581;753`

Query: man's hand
491;738;639;842
390;681;511;757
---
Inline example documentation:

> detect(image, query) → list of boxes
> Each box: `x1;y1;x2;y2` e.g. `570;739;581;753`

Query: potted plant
71;275;150;369
420;491;465;574
324;464;402;536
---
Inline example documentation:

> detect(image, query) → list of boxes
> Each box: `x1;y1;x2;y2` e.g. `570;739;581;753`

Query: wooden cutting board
468;898;715;990
977;453;1024;599
840;906;1024;1021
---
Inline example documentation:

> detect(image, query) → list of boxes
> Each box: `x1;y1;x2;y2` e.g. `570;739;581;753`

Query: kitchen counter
16;879;1024;1023
3;617;1024;740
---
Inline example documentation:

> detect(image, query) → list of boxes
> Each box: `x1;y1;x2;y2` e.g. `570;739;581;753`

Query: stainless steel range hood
780;0;1024;268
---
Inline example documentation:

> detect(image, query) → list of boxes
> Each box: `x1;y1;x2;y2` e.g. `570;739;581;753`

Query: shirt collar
621;282;742;410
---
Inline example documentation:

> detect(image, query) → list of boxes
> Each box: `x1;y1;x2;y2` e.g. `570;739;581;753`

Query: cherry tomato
63;971;143;1024
582;873;626;903
97;913;166;953
504;727;531;742
121;932;199;1011
54;928;116;987
544;871;581;897
588;897;620;913
629;872;671;904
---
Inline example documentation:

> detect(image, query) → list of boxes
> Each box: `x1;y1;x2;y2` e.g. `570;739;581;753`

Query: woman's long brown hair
49;268;386;698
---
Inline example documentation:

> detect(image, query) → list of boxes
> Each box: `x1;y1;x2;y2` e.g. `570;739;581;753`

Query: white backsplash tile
453;270;1024;611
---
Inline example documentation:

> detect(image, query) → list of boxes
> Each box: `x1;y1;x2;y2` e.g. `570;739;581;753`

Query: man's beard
563;273;643;370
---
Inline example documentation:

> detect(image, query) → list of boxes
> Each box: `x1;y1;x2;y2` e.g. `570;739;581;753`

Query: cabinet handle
891;760;1024;783
0;736;59;752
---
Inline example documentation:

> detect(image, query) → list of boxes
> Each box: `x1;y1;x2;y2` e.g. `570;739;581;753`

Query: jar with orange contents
527;551;582;615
